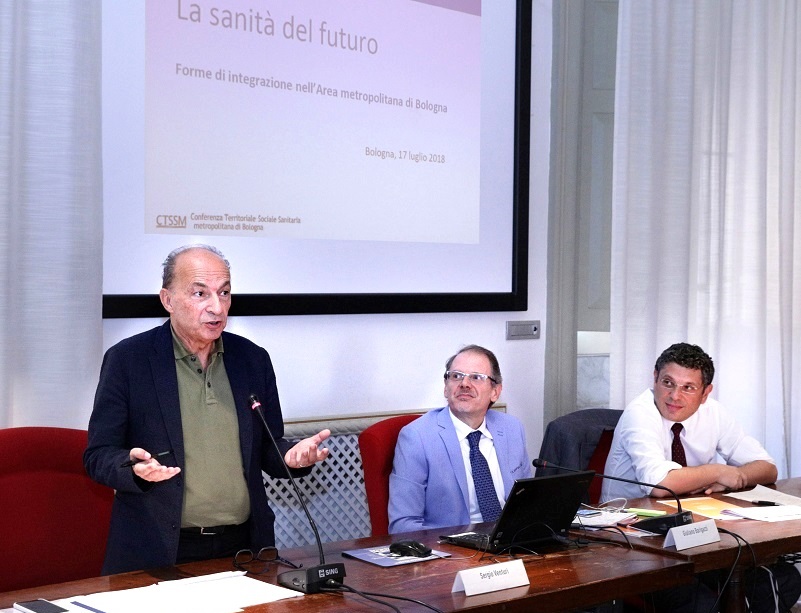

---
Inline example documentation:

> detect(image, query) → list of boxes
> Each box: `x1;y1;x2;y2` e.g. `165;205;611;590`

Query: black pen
120;450;172;468
752;500;779;506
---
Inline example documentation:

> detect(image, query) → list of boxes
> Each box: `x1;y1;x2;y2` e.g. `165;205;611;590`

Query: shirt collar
448;408;492;441
169;325;224;360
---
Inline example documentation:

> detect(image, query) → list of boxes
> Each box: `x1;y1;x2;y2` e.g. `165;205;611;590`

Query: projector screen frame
102;0;531;319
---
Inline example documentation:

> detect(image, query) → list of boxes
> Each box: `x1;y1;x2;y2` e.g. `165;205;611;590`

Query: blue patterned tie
467;430;502;522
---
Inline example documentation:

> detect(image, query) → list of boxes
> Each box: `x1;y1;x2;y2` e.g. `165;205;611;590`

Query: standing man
603;342;800;612
85;244;330;574
388;345;530;534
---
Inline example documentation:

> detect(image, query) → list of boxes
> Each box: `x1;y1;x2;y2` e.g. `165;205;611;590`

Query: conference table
585;477;801;613
0;525;693;613
7;479;801;613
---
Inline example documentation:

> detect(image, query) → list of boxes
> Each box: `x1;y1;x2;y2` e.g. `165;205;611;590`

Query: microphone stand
250;394;345;593
533;459;693;535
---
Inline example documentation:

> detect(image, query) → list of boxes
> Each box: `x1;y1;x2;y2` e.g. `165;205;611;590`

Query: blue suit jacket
84;321;303;574
388;407;530;534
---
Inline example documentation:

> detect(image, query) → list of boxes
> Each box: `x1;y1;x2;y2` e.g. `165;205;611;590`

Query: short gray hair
161;244;230;289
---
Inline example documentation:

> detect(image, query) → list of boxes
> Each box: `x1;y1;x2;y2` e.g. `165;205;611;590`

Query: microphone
249;394;345;593
532;458;693;535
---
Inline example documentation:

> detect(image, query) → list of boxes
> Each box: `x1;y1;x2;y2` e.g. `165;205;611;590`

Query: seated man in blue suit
85;244;331;574
388;345;530;533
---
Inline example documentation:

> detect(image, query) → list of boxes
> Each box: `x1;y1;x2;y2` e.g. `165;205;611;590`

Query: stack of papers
721;505;801;522
47;571;301;613
572;509;637;528
724;484;801;507
656;486;801;522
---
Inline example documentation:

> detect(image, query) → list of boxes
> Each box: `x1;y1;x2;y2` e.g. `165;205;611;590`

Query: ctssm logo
156;215;187;228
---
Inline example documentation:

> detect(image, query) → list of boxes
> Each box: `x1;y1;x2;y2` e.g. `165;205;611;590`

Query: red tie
671;423;687;467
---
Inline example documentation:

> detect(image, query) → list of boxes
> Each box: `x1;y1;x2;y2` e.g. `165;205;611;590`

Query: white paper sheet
54;571;301;613
724;484;801;507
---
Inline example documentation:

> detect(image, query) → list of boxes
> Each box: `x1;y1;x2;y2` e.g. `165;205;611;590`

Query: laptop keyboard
440;531;491;550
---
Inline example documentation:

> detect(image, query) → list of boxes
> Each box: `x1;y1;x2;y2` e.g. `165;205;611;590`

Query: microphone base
278;563;346;594
630;510;694;535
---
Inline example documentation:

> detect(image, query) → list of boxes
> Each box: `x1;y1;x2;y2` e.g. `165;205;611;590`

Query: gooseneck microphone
532;458;693;535
249;394;345;593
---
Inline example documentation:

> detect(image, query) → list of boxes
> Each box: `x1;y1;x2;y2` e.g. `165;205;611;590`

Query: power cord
321;580;445;612
320;581;401;612
592;524;634;548
711;527;743;613
713;527;753;613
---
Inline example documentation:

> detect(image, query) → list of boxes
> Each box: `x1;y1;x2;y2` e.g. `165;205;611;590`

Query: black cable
510;521;567;552
594;524;634;548
433;542;484;561
719;527;768;613
321;582;402;612
713;527;744;613
351;588;446;613
706;527;794;613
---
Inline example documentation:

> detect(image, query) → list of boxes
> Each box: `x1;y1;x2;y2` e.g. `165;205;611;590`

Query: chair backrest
0;427;114;592
358;414;421;536
586;427;615;505
536;408;623;504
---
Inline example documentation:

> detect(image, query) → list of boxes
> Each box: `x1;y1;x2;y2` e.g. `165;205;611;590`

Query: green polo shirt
172;328;250;528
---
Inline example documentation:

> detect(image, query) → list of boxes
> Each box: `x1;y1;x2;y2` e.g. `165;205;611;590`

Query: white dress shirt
601;389;775;502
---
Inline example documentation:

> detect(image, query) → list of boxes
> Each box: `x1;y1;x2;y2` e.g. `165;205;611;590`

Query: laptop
439;470;595;553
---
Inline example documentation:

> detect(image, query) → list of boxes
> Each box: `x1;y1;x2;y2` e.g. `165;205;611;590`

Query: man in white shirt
602;342;800;613
602;346;775;502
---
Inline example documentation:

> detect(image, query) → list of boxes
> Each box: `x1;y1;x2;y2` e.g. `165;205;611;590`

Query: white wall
102;1;553;459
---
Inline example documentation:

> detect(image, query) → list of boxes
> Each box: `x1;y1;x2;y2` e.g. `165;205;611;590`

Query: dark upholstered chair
536;408;622;505
358;414;421;536
0;427;114;592
538;410;654;612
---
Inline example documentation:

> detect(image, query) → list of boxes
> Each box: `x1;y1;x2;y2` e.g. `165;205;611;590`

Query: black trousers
176;521;251;565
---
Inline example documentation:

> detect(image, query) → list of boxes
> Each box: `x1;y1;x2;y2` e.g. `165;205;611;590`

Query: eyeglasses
657;377;703;396
444;370;498;384
233;547;302;573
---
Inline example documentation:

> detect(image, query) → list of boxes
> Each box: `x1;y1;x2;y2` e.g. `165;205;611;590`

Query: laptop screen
442;470;595;553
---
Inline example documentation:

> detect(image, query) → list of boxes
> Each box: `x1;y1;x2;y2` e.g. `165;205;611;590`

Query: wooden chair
0;427;113;592
358;414;421;536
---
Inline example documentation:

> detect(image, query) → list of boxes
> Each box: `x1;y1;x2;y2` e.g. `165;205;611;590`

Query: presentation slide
146;0;480;244
102;0;523;302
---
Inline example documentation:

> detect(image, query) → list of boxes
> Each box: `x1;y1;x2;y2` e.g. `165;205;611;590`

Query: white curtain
0;2;103;428
610;0;801;477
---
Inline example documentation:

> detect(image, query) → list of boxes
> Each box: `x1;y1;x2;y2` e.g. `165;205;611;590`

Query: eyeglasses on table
233;547;302;573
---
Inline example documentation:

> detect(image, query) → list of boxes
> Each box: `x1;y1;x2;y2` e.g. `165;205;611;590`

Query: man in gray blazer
388;345;530;534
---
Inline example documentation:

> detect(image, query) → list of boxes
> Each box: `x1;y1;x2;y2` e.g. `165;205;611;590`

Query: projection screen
102;0;531;317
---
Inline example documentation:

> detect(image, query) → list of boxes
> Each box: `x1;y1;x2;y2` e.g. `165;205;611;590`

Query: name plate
451;559;529;596
664;518;720;551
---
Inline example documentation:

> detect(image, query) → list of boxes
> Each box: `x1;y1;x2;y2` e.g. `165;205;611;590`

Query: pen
120;450;172;468
752;500;779;506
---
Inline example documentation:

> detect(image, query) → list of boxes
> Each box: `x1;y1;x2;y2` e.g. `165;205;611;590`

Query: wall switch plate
506;320;540;340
